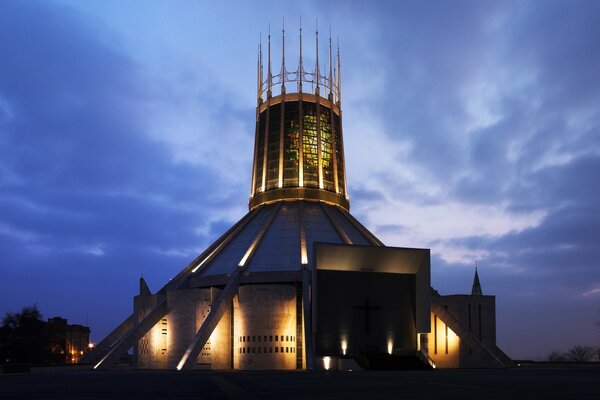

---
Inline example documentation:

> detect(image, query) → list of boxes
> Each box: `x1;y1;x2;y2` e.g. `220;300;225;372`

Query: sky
0;0;599;360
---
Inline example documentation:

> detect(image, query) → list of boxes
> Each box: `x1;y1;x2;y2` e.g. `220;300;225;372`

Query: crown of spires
471;267;482;296
257;20;341;105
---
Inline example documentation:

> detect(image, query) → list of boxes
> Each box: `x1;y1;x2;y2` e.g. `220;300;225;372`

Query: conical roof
471;268;482;295
193;200;382;279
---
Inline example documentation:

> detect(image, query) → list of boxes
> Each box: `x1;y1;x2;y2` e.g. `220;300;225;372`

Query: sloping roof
194;200;381;278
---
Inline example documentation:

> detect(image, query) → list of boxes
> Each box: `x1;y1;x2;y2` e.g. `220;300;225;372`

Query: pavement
1;367;599;399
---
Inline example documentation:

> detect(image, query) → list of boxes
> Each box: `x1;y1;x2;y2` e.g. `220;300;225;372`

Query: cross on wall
353;298;381;334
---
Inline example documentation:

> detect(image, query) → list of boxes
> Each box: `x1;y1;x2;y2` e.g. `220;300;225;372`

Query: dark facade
46;317;91;364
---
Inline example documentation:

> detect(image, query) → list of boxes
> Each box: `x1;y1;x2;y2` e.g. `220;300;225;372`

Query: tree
566;345;595;363
547;350;567;362
1;305;48;364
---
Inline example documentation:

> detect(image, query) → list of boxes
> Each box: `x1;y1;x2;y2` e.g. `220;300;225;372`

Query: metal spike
299;17;303;92
337;37;341;103
259;34;263;102
257;41;261;103
268;23;272;97
315;19;320;90
281;17;286;90
328;27;333;97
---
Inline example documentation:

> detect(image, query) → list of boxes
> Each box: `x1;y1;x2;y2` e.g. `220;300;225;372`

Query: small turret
471;268;482;296
139;275;151;296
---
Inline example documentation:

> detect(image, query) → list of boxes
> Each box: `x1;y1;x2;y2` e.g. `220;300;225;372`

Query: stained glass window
302;102;318;188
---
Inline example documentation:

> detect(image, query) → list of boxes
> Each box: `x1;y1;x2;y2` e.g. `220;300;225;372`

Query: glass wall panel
333;113;345;196
320;108;334;191
283;102;300;187
255;111;267;192
302;102;318;188
266;103;281;190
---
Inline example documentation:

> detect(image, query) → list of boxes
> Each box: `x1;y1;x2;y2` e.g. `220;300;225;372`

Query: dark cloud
0;1;246;338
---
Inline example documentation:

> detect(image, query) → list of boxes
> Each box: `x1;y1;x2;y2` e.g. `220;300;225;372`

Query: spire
257;38;262;104
328;27;333;98
140;275;151;296
259;37;263;100
298;17;303;92
281;17;286;92
471;267;482;296
267;23;272;98
336;37;341;104
315;19;320;92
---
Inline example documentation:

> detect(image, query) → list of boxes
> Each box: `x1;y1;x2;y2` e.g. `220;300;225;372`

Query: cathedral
82;27;511;371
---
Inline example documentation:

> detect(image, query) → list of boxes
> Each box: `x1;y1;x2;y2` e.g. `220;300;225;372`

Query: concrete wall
233;284;297;370
134;294;170;369
135;287;232;370
440;294;496;368
426;295;498;368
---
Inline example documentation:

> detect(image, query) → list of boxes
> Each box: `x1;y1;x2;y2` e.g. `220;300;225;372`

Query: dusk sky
1;0;599;360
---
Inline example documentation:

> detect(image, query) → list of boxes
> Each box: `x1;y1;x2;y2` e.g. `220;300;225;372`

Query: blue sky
1;0;599;359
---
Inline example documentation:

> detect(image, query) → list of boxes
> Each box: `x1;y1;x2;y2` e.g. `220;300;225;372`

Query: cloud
0;1;251;338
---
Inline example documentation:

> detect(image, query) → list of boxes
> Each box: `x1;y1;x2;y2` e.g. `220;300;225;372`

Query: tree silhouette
566;345;595;363
1;305;48;364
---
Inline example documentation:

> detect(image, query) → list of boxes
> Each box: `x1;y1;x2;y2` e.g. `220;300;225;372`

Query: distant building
0;310;90;365
84;26;511;371
46;317;91;364
427;270;511;368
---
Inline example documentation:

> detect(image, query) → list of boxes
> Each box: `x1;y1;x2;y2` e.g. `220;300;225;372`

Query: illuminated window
302;103;318;188
333;113;344;195
255;112;267;192
283;101;300;187
266;104;281;190
434;316;438;355
320;109;334;191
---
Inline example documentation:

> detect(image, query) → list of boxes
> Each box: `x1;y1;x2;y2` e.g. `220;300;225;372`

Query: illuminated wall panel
427;312;460;368
233;284;298;370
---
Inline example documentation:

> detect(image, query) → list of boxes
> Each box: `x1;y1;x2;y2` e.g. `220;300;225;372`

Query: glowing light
88;343;94;349
300;217;308;265
341;340;347;356
191;256;211;273
323;356;331;371
239;238;260;267
300;248;308;265
387;340;393;355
